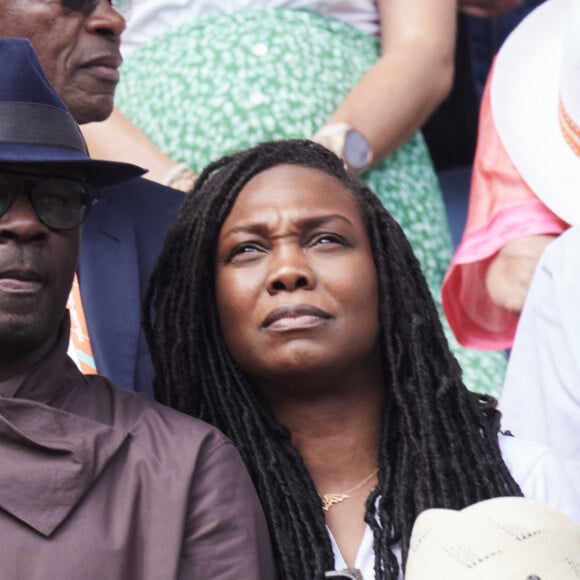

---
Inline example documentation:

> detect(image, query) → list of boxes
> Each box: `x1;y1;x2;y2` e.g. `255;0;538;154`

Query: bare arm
486;234;556;314
81;108;197;191
315;0;456;168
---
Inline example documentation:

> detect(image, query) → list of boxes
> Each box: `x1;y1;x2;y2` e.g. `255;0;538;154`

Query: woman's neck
263;362;384;568
270;376;384;489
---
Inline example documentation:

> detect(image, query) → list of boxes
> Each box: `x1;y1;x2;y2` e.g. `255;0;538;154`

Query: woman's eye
311;233;348;246
228;243;264;262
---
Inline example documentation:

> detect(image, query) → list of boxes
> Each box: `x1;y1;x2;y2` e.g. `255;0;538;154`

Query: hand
458;0;524;18
485;234;555;314
312;129;349;169
163;164;198;192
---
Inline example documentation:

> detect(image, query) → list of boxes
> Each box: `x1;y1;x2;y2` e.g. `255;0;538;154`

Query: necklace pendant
321;493;350;511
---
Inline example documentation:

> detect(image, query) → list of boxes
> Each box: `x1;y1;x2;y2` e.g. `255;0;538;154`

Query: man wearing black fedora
0;37;275;580
0;0;184;395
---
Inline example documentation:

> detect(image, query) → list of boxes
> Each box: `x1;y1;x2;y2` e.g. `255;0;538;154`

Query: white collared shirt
500;226;580;462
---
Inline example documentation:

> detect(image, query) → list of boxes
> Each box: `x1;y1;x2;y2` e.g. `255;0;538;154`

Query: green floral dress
115;8;507;396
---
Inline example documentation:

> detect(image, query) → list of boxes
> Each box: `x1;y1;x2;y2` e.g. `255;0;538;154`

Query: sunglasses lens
31;179;95;230
60;0;131;16
61;0;99;14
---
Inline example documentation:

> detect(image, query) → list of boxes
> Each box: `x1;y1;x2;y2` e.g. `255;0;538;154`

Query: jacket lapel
78;188;140;391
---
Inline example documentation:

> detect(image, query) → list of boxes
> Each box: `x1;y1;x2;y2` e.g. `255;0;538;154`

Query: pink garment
442;68;568;350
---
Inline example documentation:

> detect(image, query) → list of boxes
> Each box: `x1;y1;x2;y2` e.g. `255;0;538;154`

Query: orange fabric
559;98;580;157
442;63;568;350
66;274;97;374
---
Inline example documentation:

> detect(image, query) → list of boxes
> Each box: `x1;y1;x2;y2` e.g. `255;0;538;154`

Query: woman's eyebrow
299;214;354;229
221;214;354;239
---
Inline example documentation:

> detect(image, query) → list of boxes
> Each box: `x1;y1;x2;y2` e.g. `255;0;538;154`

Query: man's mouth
80;54;122;83
0;270;44;294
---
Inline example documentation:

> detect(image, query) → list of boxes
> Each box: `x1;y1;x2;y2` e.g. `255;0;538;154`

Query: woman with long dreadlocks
144;140;579;580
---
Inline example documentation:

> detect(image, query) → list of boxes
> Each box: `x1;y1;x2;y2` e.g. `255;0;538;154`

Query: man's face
0;165;81;375
0;0;126;124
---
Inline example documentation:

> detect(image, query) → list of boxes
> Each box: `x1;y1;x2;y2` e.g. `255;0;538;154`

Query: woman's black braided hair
143;139;521;580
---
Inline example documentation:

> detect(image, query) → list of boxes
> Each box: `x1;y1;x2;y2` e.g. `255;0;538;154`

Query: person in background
500;226;580;475
411;0;544;250
85;0;456;183
422;0;531;175
144;139;580;580
0;37;275;580
442;0;578;351
0;0;184;395
460;0;545;101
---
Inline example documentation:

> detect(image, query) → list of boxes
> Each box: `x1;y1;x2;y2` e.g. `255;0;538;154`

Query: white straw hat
491;0;580;226
405;497;580;579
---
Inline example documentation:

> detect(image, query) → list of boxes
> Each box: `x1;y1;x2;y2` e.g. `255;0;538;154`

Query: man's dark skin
0;165;81;380
0;0;124;124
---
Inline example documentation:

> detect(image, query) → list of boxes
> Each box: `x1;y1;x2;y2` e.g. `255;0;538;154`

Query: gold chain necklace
319;468;379;512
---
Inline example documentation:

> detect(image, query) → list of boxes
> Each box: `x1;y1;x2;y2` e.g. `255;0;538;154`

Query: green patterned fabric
116;8;507;395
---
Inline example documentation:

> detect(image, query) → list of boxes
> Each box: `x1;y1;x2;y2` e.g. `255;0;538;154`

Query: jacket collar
0;318;130;536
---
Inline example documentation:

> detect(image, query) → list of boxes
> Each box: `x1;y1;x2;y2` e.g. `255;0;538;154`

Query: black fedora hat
0;37;145;187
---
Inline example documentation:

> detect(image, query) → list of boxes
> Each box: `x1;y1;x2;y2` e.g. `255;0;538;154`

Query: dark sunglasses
0;171;98;231
61;0;133;17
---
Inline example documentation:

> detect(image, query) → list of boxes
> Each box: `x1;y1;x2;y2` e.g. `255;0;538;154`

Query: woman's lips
261;305;332;330
267;314;328;331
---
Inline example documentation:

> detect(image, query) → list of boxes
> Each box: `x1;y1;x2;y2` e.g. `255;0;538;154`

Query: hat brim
406;498;580;580
491;0;580;226
0;144;146;188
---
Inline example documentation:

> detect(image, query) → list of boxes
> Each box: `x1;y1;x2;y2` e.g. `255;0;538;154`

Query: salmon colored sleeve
442;62;568;350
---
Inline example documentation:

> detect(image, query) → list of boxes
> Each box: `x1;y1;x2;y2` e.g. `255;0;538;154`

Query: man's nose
86;0;126;37
0;194;49;242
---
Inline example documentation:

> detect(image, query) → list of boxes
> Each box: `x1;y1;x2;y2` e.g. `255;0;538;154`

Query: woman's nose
266;249;315;295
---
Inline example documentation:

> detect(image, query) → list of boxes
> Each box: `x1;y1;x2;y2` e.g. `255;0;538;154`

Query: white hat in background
491;0;580;226
405;497;580;579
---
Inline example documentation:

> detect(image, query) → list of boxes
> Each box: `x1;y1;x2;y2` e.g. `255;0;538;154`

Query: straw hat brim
406;497;580;579
491;0;580;226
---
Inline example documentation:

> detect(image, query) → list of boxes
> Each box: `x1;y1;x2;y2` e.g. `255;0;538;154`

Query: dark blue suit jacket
78;177;183;397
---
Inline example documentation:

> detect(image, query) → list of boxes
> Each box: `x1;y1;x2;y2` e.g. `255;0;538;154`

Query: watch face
344;129;371;170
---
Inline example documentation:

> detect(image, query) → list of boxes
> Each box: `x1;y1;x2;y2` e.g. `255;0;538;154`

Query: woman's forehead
227;164;360;219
